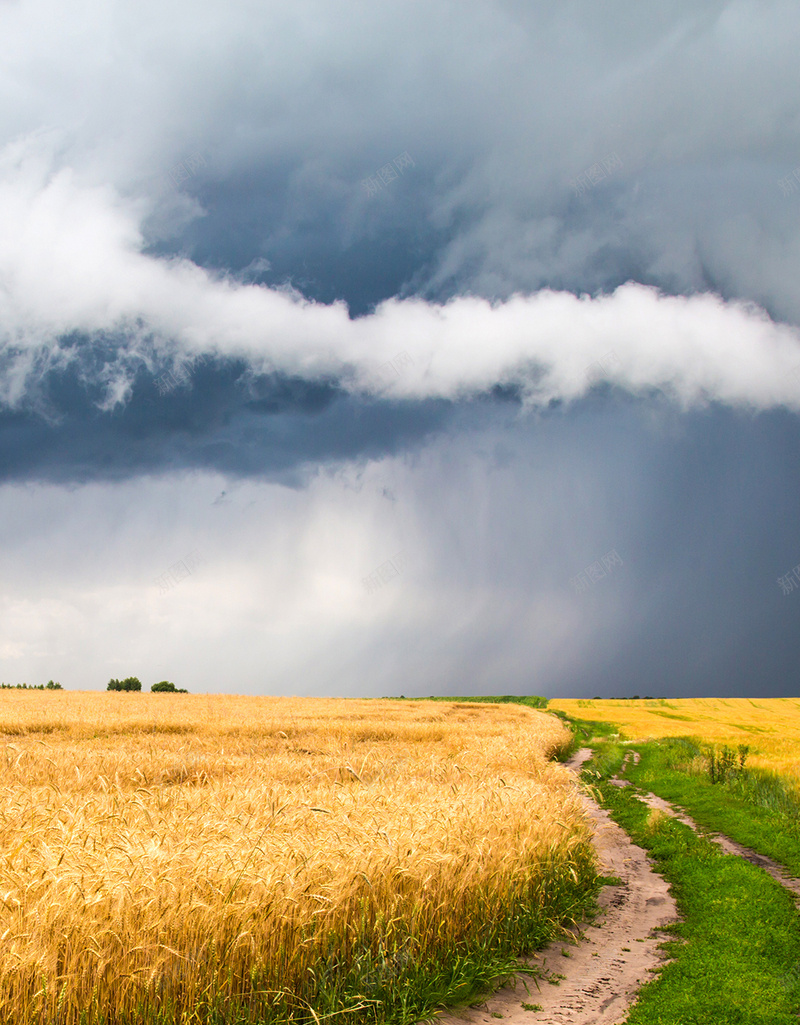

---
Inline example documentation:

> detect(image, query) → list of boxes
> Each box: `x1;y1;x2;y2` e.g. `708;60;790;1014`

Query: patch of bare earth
432;750;679;1025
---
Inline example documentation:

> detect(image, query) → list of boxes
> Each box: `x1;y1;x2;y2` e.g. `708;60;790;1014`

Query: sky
2;0;800;697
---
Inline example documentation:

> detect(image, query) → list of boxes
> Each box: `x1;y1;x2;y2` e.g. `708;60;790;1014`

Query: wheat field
0;693;594;1025
552;697;800;777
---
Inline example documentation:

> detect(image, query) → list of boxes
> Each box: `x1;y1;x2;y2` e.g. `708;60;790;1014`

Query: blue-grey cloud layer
2;0;800;697
0;351;453;484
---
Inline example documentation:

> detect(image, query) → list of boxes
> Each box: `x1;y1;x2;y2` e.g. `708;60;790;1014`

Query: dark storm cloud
550;403;800;699
0;355;454;484
344;399;800;701
2;0;800;698
3;1;800;420
161;169;442;316
2;379;800;699
118;0;800;324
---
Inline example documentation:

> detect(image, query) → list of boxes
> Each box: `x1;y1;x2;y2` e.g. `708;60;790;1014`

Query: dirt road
434;750;679;1025
616;748;800;898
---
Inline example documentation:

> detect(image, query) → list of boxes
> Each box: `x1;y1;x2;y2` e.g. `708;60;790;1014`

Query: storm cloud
1;0;799;696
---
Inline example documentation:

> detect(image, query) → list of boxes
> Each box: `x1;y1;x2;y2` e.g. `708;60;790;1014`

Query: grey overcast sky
2;0;800;696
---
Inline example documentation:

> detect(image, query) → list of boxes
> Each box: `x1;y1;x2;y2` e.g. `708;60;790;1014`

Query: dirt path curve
610;749;800;898
639;791;800;899
433;750;679;1025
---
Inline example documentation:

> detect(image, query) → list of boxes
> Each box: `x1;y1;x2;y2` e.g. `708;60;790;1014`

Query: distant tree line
0;680;63;690
107;677;188;693
107;677;142;692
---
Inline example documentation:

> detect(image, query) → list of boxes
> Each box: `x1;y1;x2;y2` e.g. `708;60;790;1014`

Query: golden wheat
0;693;593;1024
552;696;800;777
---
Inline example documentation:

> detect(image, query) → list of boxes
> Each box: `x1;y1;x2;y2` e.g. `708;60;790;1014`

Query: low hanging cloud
3;1;800;699
3;132;800;418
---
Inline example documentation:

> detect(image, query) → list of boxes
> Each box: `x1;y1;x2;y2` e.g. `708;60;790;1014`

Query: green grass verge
406;694;550;708
547;712;620;761
621;738;800;879
582;742;800;1023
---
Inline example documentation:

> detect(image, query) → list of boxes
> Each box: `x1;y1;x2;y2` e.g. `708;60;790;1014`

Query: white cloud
2;1;800;316
1;131;800;415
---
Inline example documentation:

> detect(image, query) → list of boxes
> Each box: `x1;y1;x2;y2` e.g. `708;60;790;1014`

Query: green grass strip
623;739;800;878
584;744;800;1024
406;694;550;708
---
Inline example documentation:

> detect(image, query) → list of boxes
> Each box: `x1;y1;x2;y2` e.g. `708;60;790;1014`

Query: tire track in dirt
612;749;800;898
433;750;679;1025
638;791;800;899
